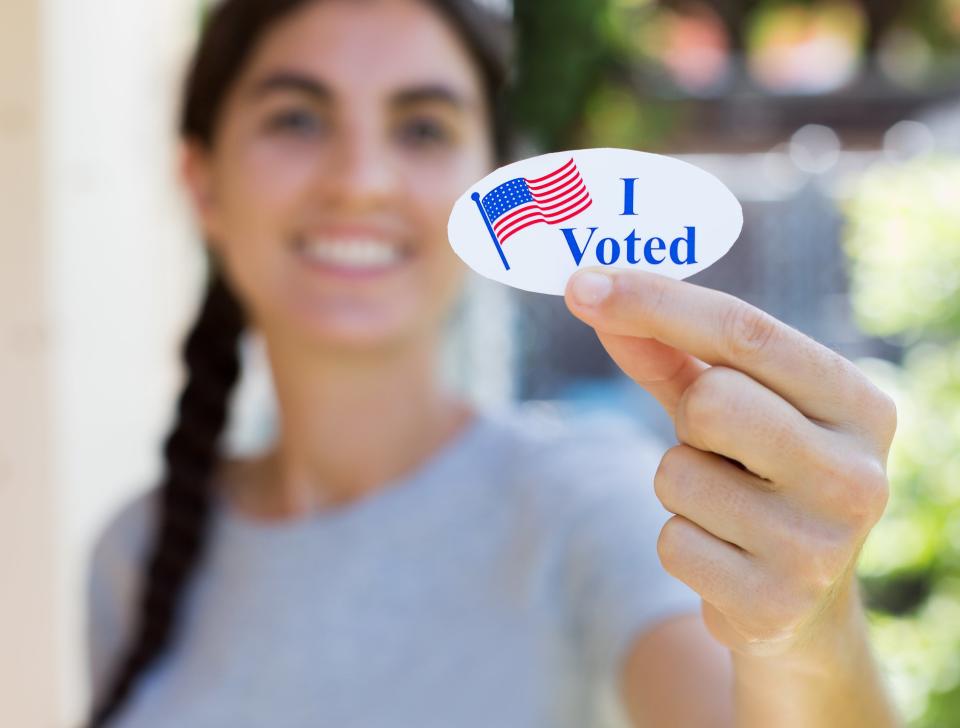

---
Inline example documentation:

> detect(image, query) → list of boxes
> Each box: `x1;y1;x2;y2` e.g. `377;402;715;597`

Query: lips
292;235;414;276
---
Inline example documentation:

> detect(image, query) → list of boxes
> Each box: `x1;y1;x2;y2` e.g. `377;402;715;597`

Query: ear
179;138;224;252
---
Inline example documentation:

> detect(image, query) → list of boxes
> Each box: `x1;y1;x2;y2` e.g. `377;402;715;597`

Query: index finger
564;266;879;433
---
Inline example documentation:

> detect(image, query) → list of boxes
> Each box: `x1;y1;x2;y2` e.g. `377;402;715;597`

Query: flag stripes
480;158;593;244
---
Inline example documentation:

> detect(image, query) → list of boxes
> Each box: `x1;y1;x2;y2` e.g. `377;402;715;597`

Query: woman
86;0;901;726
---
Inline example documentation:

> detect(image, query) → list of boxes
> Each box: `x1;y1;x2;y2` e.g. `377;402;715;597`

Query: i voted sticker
447;147;743;295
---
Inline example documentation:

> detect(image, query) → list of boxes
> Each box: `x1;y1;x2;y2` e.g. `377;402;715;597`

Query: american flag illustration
469;158;593;271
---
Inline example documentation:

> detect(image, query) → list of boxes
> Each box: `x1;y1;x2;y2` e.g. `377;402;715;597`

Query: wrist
732;577;868;682
730;579;902;728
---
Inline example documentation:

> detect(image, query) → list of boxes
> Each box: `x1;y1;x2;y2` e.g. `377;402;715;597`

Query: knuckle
872;388;898;445
844;382;881;429
839;368;899;447
857;461;891;525
656;516;687;574
720;301;779;360
678;367;731;432
768;511;848;598
798;535;848;595
653;445;687;510
834;457;890;527
845;376;898;440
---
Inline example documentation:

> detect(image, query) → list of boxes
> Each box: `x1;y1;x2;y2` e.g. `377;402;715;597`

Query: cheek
215;142;316;258
229;141;319;219
209;143;320;314
405;152;487;244
401;155;488;311
407;175;465;274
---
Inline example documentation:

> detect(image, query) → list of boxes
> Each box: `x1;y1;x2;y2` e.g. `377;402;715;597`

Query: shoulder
85;485;161;703
90;486;160;593
474;401;671;540
483;401;668;501
95;486;160;550
485;400;665;460
490;406;703;687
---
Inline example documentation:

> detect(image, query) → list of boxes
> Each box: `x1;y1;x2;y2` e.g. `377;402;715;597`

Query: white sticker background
447;147;744;295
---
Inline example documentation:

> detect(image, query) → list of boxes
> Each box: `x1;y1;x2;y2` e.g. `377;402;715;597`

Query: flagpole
471;192;510;271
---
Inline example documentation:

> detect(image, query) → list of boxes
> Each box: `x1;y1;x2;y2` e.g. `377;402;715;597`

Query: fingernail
570;270;612;307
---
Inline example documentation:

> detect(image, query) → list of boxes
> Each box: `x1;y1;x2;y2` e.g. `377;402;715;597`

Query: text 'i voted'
447;148;744;295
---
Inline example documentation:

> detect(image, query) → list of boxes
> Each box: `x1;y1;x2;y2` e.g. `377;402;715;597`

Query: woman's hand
564;266;897;662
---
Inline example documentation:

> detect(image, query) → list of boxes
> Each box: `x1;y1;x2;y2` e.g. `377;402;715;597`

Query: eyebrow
248;71;473;111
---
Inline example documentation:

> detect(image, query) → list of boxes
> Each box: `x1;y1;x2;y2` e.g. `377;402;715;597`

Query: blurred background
1;0;959;725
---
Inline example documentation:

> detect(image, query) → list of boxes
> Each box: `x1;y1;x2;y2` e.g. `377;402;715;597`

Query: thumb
594;329;707;421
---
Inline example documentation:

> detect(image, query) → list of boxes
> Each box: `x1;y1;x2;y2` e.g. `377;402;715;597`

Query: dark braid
88;267;246;727
86;1;512;725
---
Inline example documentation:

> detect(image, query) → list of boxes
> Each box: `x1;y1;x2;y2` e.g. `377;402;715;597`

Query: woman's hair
87;1;512;726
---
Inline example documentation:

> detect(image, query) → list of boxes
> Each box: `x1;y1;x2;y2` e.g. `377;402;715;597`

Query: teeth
298;239;404;269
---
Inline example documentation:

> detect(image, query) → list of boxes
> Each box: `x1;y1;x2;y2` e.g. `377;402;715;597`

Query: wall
0;0;58;724
0;1;203;725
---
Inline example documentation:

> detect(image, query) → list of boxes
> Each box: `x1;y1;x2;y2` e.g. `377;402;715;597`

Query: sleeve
556;412;703;685
84;487;155;707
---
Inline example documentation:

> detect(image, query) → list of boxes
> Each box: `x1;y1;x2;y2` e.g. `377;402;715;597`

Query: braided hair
87;1;511;726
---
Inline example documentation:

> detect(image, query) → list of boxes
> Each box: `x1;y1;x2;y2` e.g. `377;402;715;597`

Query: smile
293;237;414;276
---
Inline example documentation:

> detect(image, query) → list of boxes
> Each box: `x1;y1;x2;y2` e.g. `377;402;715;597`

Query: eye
264;108;326;137
396;117;452;148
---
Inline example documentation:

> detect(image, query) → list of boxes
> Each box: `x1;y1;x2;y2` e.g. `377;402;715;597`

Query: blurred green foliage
510;0;684;151
842;156;960;726
508;0;620;150
901;0;960;53
509;4;960;722
844;160;960;339
510;7;960;721
510;0;960;151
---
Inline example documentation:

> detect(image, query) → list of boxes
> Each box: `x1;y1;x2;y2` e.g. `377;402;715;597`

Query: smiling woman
82;2;905;728
181;2;503;351
81;2;722;728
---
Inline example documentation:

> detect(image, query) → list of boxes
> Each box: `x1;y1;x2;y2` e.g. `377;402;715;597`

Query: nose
325;123;399;213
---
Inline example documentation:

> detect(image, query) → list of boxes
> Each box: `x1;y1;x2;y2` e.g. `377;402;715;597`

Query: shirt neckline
212;405;498;536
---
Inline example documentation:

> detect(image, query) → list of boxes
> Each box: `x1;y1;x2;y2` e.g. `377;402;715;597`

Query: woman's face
182;0;496;352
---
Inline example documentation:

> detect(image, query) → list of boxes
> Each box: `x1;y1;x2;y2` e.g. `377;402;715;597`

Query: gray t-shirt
86;403;701;728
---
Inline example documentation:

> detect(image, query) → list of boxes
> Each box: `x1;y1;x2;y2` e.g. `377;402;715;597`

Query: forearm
731;582;901;728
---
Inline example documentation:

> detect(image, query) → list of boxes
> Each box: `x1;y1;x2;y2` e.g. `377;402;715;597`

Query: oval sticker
447;147;743;295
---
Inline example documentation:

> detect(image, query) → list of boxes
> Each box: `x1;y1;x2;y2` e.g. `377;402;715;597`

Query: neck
235;328;473;519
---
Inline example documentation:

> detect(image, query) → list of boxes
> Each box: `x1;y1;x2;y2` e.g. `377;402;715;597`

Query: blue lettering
597;237;620;265
625;230;642;264
670;226;697;264
560;226;598;266
644;237;666;264
621;178;639;216
558;226;698;267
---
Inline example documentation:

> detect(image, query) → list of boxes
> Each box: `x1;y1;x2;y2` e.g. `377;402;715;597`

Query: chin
256;276;454;355
292;308;428;354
